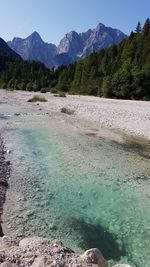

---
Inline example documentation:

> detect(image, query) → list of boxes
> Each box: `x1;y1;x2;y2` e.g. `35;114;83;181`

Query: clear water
3;119;150;267
0;114;11;120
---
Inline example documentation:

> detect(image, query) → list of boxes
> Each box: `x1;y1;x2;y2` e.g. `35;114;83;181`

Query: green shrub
58;92;66;97
40;88;47;93
2;83;7;89
68;91;76;95
50;88;58;94
28;95;48;102
33;82;40;92
26;82;33;91
18;82;26;90
7;79;14;90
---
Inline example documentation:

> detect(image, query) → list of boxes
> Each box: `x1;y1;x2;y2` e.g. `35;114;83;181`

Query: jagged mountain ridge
8;23;127;68
7;32;57;68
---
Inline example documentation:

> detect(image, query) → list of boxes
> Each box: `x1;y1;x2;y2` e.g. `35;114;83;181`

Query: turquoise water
4;124;150;267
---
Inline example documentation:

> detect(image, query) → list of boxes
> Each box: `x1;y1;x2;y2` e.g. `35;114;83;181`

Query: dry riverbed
0;89;150;141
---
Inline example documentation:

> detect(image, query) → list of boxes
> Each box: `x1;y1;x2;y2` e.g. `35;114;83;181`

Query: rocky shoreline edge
0;236;133;267
0;135;10;237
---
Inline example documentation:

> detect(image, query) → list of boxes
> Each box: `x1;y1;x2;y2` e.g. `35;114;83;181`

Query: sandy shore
0;89;150;141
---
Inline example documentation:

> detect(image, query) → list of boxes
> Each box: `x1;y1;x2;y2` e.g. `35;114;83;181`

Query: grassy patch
28;95;48;102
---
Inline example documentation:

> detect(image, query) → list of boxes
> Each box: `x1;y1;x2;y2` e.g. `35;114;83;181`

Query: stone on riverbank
80;248;107;267
0;236;134;267
0;236;104;267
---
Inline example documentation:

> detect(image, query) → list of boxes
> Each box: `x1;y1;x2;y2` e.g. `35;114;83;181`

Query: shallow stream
1;114;150;267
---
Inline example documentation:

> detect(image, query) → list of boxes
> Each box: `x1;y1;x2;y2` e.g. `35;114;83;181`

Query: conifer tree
143;18;150;36
135;21;142;33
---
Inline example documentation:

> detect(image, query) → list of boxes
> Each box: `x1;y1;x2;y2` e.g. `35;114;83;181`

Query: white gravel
44;94;150;139
0;90;150;139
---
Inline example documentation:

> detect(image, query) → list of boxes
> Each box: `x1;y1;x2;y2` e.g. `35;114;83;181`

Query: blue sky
0;0;150;44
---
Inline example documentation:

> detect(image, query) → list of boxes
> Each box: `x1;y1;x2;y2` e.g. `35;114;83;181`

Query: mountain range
8;23;127;68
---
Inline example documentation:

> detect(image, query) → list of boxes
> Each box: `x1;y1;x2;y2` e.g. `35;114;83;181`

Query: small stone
14;113;21;116
26;210;35;217
49;223;57;230
32;256;47;267
112;265;134;267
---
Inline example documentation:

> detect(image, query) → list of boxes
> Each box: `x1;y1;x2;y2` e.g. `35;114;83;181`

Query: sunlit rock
80;248;108;267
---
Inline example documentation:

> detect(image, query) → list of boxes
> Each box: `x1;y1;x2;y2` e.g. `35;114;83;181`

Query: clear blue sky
0;0;150;44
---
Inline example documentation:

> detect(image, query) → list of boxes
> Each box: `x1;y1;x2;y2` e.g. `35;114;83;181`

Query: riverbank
0;89;149;140
0;236;134;267
0;135;10;237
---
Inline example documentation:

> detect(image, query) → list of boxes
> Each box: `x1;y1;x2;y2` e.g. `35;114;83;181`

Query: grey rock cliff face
80;23;126;57
8;32;57;68
8;23;127;68
57;31;84;59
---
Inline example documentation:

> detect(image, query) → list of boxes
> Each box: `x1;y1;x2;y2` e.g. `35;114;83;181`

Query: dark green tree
135;21;142;33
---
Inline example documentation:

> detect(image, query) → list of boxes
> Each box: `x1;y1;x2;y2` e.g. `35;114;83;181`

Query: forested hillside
54;19;150;100
0;38;51;91
0;19;150;100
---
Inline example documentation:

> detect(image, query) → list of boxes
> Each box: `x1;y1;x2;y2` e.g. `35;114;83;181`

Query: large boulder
80;248;107;267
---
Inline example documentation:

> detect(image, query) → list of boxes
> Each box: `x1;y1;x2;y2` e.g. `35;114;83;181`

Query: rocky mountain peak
8;23;127;68
26;31;44;45
30;31;41;38
95;22;106;31
57;31;83;57
66;31;79;39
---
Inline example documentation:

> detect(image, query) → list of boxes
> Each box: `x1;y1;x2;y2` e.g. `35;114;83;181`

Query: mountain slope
8;23;127;68
8;32;57;68
0;37;21;71
0;37;21;60
0;36;51;89
58;23;127;60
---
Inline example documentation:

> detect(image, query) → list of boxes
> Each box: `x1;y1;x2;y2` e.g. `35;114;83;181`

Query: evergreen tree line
0;19;150;100
0;52;51;92
55;19;150;100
